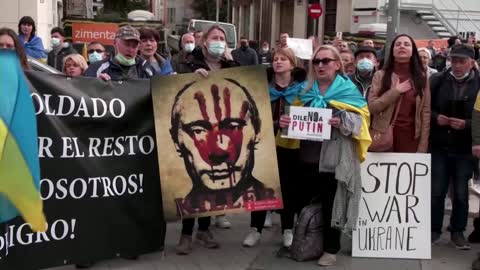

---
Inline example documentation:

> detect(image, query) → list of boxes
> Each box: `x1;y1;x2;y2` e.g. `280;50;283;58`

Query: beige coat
368;70;431;153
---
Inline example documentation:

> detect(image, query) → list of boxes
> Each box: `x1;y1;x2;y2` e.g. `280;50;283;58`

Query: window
168;8;176;24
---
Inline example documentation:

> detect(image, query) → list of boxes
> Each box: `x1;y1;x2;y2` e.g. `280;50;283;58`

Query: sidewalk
48;213;479;270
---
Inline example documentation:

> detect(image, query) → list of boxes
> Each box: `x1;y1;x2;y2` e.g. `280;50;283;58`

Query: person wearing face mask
84;25;154;81
429;44;480;250
87;41;106;64
171;32;196;73
231;37;258;66
47;27;77;71
174;25;238;256
350;46;378;99
257;41;272;67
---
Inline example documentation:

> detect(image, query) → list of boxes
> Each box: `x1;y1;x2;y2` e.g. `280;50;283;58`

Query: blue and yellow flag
299;75;372;162
0;50;46;231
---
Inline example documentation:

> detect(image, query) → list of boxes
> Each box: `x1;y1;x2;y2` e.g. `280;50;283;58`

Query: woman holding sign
242;48;306;248
174;25;238;256
368;34;430;153
279;45;371;266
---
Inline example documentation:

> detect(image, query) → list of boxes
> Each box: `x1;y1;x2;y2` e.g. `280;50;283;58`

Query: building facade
232;0;342;47
2;0;63;51
232;0;480;47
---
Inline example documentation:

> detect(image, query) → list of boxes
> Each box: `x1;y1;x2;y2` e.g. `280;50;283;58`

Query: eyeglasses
88;49;104;54
312;58;336;66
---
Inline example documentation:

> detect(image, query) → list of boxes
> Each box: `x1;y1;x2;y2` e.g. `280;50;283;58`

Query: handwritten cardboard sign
352;153;431;259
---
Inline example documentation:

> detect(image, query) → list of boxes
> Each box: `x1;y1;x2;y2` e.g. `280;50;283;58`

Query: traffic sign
308;4;323;19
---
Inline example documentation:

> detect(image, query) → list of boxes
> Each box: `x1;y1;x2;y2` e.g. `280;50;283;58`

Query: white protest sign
352;153;431;259
286;38;313;60
281;106;332;141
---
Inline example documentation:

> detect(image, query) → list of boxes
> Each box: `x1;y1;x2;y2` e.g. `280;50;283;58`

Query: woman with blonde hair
280;45;371;266
63;54;88;77
242;47;306;248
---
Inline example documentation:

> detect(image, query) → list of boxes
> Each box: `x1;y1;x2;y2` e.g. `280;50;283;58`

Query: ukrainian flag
0;50;46;232
299;74;372;162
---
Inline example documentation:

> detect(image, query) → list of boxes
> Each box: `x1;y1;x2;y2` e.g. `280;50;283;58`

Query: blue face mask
207;41;226;58
88;52;104;63
356;58;374;72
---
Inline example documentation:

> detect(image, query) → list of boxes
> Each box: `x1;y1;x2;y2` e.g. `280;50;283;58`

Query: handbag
368;97;403;152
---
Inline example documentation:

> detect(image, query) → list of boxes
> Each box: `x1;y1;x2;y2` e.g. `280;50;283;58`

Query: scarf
299;74;367;109
18;34;47;59
299;74;371;162
269;81;304;104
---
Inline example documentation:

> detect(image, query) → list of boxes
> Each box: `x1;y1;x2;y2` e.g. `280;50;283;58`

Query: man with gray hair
85;25;154;80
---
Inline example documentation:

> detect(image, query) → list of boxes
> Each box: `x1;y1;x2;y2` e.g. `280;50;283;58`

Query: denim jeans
431;148;472;233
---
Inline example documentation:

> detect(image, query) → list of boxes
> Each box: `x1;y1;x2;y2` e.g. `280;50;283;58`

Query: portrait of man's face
171;79;260;191
153;65;282;220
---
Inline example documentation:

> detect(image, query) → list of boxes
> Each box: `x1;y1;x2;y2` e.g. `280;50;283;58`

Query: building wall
1;0;60;51
336;0;352;32
292;0;308;38
352;0;480;37
397;13;437;39
164;0;197;32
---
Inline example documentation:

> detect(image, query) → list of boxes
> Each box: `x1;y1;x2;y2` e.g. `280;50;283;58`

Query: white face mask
262;47;269;53
207;41;226;58
184;43;195;53
51;37;60;47
450;70;470;80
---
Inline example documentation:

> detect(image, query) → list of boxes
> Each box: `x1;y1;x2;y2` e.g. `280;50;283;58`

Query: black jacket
176;47;239;74
231;47;258;66
349;70;375;99
258;51;272;66
430;68;480;154
84;57;155;80
47;43;77;71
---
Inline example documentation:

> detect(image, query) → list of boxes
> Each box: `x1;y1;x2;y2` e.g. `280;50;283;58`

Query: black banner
0;72;165;270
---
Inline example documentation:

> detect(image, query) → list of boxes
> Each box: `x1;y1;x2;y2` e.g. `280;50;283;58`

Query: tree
190;0;228;22
97;0;150;20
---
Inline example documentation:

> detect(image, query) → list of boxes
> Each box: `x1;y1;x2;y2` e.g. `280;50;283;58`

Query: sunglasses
312;58;336;66
88;49;104;54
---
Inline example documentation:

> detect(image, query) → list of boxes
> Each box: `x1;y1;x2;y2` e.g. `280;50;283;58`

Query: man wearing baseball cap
85;25;154;80
430;44;480;250
79;25;155;269
350;46;378;99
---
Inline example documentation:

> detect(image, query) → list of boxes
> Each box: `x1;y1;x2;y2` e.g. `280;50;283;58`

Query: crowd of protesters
4;14;480;270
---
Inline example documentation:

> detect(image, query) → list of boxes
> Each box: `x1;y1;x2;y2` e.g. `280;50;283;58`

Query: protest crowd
4;13;480;270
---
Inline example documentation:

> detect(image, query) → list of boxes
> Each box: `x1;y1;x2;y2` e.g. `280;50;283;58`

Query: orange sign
72;22;118;45
415;39;449;50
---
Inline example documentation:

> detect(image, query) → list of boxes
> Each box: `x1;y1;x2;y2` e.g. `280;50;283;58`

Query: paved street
47;210;479;270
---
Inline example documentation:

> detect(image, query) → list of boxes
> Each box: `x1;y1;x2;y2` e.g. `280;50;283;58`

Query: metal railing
386;0;480;36
394;1;456;35
433;0;480;34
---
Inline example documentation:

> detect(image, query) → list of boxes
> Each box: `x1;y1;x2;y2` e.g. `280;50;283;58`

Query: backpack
289;203;324;261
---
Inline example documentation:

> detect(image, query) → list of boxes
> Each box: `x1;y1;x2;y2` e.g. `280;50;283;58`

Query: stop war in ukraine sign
281;106;332;141
352;153;431;259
